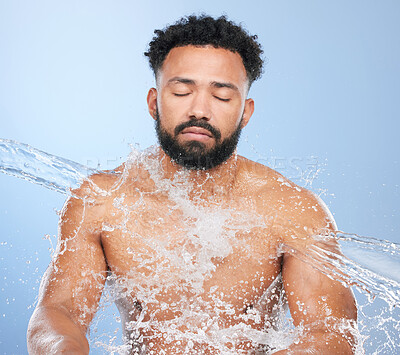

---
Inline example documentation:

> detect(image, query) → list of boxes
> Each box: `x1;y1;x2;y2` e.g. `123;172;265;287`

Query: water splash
281;232;400;309
1;138;399;354
0;138;96;194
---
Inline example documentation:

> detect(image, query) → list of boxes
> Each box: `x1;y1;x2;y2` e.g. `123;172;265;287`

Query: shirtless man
27;15;357;354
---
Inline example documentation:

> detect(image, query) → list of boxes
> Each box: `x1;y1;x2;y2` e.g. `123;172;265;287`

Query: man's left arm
274;191;357;354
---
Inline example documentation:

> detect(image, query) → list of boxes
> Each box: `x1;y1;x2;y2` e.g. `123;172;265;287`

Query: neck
155;146;239;202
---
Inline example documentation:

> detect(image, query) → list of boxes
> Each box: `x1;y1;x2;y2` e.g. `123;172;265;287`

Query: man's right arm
27;186;108;354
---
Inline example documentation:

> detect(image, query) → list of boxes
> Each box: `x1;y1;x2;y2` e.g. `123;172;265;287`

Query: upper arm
37;188;108;332
280;190;357;329
283;252;357;327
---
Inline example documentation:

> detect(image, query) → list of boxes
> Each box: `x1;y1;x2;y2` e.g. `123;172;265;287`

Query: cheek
215;108;244;134
157;104;183;131
159;94;187;116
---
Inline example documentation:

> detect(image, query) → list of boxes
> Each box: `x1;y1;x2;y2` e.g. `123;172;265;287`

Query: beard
155;109;243;170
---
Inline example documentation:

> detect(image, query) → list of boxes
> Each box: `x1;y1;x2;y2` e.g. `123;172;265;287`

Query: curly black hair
144;14;264;86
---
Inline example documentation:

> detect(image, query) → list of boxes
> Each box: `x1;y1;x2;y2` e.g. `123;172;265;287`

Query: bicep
282;248;357;327
280;190;356;326
37;195;108;330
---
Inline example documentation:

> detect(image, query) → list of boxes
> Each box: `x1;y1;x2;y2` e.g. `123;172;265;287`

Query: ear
147;88;158;120
240;98;255;129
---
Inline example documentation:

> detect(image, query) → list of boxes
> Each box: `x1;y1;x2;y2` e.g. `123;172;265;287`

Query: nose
188;91;211;121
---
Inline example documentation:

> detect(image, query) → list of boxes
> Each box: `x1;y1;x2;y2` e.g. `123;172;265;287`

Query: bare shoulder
237;156;336;242
72;164;125;198
63;166;125;231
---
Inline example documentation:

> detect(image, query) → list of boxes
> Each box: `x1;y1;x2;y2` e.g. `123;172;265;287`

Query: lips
180;126;213;137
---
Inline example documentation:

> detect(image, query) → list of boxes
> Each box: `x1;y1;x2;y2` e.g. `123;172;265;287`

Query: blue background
0;1;399;353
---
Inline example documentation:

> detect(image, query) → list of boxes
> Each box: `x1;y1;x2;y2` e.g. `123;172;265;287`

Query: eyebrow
167;77;196;85
210;81;239;92
167;77;239;92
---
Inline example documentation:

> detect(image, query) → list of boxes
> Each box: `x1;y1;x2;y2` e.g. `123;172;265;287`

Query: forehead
158;45;248;88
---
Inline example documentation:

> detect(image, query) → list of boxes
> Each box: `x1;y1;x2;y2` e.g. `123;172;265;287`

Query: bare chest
100;193;282;323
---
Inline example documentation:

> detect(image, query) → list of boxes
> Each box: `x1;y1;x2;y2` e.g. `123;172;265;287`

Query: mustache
174;120;221;140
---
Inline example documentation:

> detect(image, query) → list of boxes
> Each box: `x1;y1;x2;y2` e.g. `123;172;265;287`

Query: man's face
147;45;254;170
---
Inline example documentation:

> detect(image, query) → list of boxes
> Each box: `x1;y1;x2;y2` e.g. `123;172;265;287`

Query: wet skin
100;153;286;353
27;46;357;354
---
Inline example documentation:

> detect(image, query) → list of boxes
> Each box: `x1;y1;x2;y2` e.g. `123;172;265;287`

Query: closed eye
174;93;190;97
214;96;231;102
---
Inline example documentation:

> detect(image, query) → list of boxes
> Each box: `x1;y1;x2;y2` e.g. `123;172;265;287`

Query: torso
96;151;291;354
